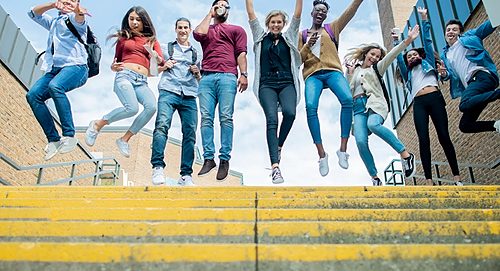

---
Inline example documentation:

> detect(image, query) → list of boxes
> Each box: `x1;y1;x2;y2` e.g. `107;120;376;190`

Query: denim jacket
396;20;438;96
441;20;499;99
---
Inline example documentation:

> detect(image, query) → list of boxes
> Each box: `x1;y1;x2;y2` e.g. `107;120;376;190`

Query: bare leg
340;137;348;152
426;179;433;186
400;150;410;159
315;143;326;158
121;130;134;143
94;119;108;131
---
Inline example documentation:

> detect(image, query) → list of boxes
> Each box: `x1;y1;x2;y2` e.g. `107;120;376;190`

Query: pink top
115;36;165;69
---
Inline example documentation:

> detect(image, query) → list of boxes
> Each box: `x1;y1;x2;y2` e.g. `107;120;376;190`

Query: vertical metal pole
93;162;100;186
69;164;76;186
36;168;44;185
435;164;442;186
468;167;475;184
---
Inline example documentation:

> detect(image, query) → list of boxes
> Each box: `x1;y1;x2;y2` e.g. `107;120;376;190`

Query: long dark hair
107;6;157;45
395;48;441;85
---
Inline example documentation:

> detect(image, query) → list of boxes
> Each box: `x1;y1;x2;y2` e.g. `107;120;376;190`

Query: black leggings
413;91;460;179
259;73;296;165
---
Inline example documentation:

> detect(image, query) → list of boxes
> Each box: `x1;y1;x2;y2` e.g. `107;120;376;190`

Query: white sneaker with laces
318;153;329;177
44;141;63;160
85;120;100;146
270;167;284;184
494;120;500;136
59;136;78;154
455;181;464;186
178;175;195;186
116;138;130;157
152;167;165;185
336;149;349;169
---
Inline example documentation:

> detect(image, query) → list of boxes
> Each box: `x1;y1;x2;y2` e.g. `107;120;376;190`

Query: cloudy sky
3;0;404;186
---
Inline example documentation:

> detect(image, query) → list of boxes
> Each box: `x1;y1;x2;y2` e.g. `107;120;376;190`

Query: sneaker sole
272;178;284;184
152;181;165;186
198;167;216;178
216;171;228;182
85;121;97;146
44;147;62;161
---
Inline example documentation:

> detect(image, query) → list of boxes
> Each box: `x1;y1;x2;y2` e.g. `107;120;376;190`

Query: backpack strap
191;47;198;65
323;24;338;50
65;18;87;45
301;29;308;45
167;42;174;60
372;64;391;112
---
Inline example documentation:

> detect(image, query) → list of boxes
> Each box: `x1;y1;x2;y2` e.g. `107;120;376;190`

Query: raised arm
378;25;420;74
195;6;216;34
33;2;56;15
331;0;363;32
245;0;257;21
417;7;436;67
293;0;303;19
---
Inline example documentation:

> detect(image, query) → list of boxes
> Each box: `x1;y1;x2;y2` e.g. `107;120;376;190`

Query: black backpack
65;18;101;78
372;64;391;113
167;41;198;64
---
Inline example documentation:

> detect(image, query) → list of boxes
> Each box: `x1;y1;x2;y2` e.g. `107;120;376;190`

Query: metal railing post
435;164;441;186
36;168;44;185
93;162;100;186
69;164;76;186
468;167;475;184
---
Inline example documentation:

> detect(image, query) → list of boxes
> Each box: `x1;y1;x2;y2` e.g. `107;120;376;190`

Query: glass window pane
426;0;447;54
409;13;422;48
439;0;456;21
455;1;471;22
469;0;480;8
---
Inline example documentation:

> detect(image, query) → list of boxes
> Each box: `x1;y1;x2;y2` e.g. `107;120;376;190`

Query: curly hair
395;48;441;86
313;0;330;11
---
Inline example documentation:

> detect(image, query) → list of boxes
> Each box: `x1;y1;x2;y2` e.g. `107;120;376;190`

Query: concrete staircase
1;186;499;270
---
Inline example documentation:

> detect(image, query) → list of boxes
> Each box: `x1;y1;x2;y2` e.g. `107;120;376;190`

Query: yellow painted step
2;208;499;222
0;208;256;221
1;243;499;262
0;242;256;262
1;221;499;237
2;198;499;209
258;208;500;221
3;190;499;199
1;186;499;192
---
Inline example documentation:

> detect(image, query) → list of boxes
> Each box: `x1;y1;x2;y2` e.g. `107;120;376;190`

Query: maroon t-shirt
194;23;247;76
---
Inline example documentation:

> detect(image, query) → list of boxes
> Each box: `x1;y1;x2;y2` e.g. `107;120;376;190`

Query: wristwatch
240;72;248;78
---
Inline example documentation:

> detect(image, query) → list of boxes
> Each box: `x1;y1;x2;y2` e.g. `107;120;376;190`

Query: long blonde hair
344;43;387;64
265;10;289;30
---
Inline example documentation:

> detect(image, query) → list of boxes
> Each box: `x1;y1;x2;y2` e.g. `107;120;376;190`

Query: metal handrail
384;158;500;186
0;151;120;186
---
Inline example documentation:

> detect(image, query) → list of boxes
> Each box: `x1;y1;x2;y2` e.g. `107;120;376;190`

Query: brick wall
75;130;243;186
0;61;95;186
394;3;500;185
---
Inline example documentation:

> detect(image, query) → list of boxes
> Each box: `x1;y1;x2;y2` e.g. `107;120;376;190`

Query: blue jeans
198;72;237;161
103;68;157;134
353;95;405;177
305;70;353;143
26;65;88;142
151;91;198;176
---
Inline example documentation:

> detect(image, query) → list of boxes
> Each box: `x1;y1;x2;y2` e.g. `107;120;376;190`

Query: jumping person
299;0;364;176
344;25;420;185
27;0;90;160
194;0;248;182
438;17;500;135
85;6;164;157
395;7;462;186
245;0;302;184
151;18;201;186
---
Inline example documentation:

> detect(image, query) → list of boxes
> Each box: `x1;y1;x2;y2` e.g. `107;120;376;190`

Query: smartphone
392;28;400;38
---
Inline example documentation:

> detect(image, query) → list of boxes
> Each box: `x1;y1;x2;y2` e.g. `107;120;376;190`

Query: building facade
376;0;500;185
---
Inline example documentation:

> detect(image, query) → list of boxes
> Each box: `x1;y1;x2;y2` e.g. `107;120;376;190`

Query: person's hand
161;59;177;70
417;7;427;20
209;5;217;18
53;1;65;11
307;32;320;47
111;58;124;72
391;29;399;42
74;1;87;15
345;61;355;75
437;60;447;77
190;65;200;74
404;25;420;45
237;75;248;93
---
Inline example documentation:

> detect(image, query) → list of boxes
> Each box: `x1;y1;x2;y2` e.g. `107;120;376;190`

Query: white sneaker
271;167;285;184
116;138;130;157
44;141;63;160
494;120;500;136
178;175;195;186
59;136;78;154
152;167;165;185
336;149;350;169
318;153;329;177
85;120;100;146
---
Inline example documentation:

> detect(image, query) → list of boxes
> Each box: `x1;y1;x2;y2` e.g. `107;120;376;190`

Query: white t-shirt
353;68;368;97
307;35;322;59
447;41;488;87
179;44;190;53
410;64;438;100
